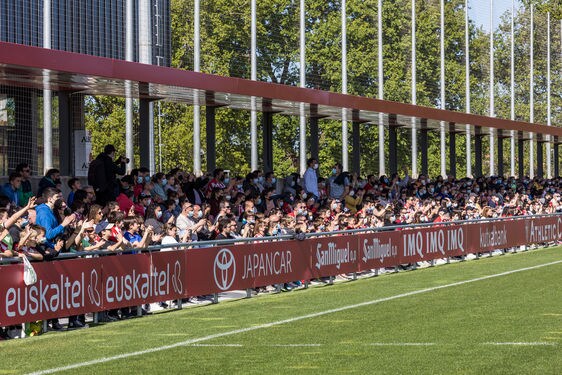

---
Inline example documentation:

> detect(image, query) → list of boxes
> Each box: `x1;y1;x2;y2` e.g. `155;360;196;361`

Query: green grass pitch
3;246;562;374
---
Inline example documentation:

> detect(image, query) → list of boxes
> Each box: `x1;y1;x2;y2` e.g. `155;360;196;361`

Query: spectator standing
88;144;127;206
1;172;22;207
37;168;61;198
303;158;319;201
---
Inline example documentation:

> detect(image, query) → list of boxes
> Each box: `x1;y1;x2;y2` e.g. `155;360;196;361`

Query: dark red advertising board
185;240;311;296
0;216;558;325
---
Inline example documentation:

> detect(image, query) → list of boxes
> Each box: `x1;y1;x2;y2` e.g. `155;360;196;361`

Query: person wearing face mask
150;172;168;203
329;164;349;200
37;168;61;198
303;158;320;202
345;188;364;214
176;202;204;241
263;172;277;191
88;144;127;206
133;192;152;217
144;204;165;235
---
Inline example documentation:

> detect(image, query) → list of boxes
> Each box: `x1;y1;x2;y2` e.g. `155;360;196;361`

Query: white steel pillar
139;0;154;174
378;0;385;176
489;0;495;176
125;0;134;169
465;0;471;177
529;3;534;179
510;0;515;177
411;0;417;178
193;0;201;175
43;0;52;172
250;0;258;172
341;0;348;171
299;0;307;175
440;0;446;177
546;12;552;178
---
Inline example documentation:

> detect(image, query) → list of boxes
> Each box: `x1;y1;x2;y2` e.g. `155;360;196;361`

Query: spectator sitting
67;178;82;206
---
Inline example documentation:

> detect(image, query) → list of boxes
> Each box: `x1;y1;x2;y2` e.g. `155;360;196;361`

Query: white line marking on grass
189;344;243;347
28;259;562;375
271;344;322;347
484;342;557;346
368;343;436;346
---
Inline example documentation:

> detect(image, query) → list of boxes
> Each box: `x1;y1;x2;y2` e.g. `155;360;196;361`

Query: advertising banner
310;235;359;277
186;240;310;296
357;230;401;271
0;215;560;325
0;258;103;326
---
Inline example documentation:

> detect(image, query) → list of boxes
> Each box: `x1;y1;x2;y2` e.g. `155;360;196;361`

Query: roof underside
0;42;559;142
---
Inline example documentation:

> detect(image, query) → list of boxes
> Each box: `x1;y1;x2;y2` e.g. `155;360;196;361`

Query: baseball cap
95;221;115;234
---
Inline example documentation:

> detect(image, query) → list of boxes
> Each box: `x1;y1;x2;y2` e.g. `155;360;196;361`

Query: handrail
1;212;559;265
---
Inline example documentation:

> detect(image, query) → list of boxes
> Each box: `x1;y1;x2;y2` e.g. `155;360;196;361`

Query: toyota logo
213;248;236;291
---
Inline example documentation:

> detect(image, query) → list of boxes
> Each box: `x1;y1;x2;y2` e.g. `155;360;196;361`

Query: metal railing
1;212;559;265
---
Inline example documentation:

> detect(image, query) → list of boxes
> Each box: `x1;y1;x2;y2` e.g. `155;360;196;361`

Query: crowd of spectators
1;147;561;338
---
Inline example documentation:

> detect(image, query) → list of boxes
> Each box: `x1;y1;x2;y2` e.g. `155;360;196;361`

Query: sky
469;0;517;31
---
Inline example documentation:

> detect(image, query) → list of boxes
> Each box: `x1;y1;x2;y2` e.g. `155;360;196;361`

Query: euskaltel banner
99;251;186;310
185;240;311;296
310;235;359;277
0;258;103;326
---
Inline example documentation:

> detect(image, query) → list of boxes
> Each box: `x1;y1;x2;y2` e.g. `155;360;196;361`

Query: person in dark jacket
88;144;127;206
37;169;61;198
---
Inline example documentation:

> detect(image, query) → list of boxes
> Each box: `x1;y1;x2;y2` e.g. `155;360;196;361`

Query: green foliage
85;0;558;178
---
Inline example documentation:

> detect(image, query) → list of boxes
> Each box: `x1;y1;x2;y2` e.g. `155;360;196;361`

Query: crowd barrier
1;214;561;326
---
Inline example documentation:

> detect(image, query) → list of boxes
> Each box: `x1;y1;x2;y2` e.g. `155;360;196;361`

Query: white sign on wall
74;130;92;176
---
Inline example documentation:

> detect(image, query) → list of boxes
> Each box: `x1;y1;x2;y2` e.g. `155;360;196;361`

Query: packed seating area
0;145;560;338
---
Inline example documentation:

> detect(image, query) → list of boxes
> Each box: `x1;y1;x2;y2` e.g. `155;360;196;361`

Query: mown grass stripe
27;259;562;375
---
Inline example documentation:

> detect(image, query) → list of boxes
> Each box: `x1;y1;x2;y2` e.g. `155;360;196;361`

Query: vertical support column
299;0;307;175
536;134;544;178
125;0;134;170
262;111;273;173
554;137;559;177
206;105;216;173
309;116;319;161
474;126;483;177
139;99;151;169
497;129;504;177
420;119;428;176
448;123;456;178
193;0;202;175
58;92;72;176
250;0;258;172
43;0;52;173
388;114;398;175
352;121;360;175
518;132;525;179
352;110;361;176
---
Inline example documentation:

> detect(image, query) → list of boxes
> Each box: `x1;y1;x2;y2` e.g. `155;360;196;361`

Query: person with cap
88;144;127;206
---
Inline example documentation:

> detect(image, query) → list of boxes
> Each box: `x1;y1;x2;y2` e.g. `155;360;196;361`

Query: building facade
0;0;171;175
